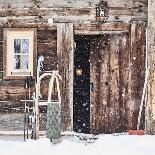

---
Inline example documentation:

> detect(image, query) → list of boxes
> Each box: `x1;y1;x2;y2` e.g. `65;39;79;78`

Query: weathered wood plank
57;23;74;131
0;84;26;101
98;37;109;133
0;6;147;23
37;43;57;57
0;16;131;32
90;36;101;133
0;4;147;29
0;0;146;8
75;22;130;32
108;35;120;133
119;34;130;132
43;57;58;70
146;0;155;134
129;21;146;130
37;29;57;43
89;36;96;132
90;35;110;133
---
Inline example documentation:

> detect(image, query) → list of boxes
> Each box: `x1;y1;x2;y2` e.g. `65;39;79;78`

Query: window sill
3;73;34;80
11;72;31;76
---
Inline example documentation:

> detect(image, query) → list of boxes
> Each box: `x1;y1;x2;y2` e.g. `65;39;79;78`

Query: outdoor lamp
96;0;108;22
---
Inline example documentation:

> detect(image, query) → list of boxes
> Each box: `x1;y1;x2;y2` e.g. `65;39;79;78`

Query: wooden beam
129;21;146;130
0;0;147;9
146;0;155;134
74;30;127;35
74;22;130;32
57;23;74;131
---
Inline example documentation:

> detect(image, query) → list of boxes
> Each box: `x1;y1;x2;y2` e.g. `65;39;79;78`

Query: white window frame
3;28;37;79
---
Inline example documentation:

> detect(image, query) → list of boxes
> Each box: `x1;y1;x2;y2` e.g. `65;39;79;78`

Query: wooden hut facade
0;0;154;134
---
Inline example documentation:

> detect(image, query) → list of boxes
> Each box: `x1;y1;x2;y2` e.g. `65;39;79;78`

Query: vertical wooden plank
128;21;137;130
118;33;130;132
67;23;74;131
98;37;110;133
57;23;74;131
140;24;147;130
109;35;120;133
129;21;146;130
90;37;99;133
147;0;155;134
90;36;109;133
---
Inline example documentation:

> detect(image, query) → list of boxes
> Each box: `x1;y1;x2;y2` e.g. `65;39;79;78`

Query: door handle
90;82;94;92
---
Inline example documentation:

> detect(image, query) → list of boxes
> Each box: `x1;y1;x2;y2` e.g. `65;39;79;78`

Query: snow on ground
0;134;155;155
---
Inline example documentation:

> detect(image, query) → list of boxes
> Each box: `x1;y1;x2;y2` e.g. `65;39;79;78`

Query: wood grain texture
128;21;146;130
90;35;109;133
146;0;155;134
90;32;139;134
0;0;147;9
57;23;74;131
0;0;148;133
0;0;147;28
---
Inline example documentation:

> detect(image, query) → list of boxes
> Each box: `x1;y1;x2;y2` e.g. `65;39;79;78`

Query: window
3;28;37;79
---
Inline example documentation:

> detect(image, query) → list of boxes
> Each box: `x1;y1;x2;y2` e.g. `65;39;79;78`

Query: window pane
22;39;29;54
14;55;20;69
21;55;29;69
14;39;21;53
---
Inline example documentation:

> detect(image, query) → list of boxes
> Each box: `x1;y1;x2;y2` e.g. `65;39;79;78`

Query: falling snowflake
133;57;136;60
122;94;125;97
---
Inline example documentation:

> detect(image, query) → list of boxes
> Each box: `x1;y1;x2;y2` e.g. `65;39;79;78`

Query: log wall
0;0;147;132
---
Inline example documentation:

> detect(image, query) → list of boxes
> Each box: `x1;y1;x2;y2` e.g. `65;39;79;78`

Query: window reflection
22;39;29;54
14;55;20;69
21;55;29;69
14;39;21;53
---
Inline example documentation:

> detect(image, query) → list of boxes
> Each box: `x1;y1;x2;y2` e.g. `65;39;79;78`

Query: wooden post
57;23;74;131
35;82;39;139
146;0;155;134
129;21;146;130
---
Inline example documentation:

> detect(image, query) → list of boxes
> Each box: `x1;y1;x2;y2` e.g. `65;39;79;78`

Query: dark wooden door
73;36;90;133
90;34;130;134
57;22;145;133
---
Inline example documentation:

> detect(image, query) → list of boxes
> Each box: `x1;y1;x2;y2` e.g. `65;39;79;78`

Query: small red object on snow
128;130;145;135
